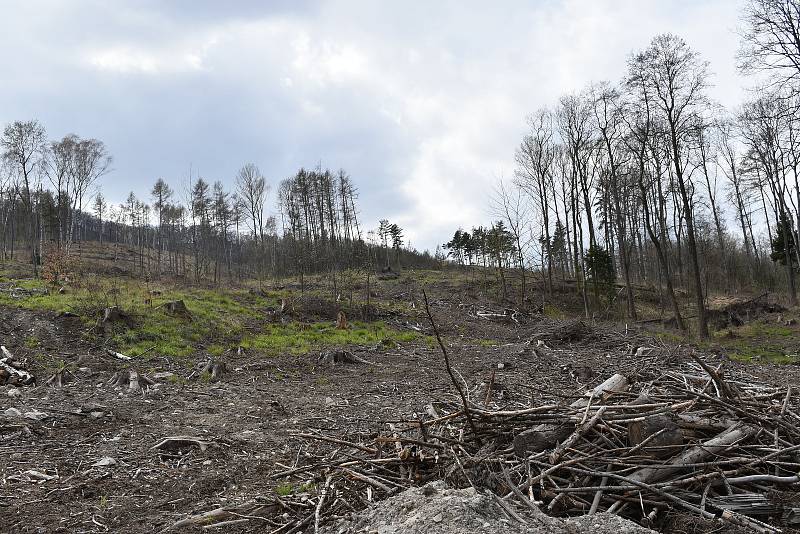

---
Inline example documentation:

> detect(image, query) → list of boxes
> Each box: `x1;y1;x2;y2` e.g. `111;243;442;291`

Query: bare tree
1;120;46;275
592;82;638;319
492;179;531;308
236;163;268;244
625;50;688;331
739;0;800;96
634;34;712;337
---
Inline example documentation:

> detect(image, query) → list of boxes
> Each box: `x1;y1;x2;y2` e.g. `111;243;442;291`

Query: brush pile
163;353;800;533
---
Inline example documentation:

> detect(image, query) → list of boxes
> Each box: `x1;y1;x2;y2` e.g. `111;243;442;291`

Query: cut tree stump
513;373;629;457
108;368;155;392
160;300;192;320
198;359;225;381
102;306;123;323
45;367;74;388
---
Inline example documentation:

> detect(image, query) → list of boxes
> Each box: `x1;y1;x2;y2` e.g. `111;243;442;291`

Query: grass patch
707;318;800;364
241;321;419;356
0;275;420;360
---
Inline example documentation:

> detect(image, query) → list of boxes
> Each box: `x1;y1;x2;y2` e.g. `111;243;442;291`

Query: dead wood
108;368;155;391
151;436;214;453
628;415;683;458
0;346;35;386
513;373;629;457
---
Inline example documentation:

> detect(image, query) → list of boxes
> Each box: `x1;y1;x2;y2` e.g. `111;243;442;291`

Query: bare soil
1;275;799;533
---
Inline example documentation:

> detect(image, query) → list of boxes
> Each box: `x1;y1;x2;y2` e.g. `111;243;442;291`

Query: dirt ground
1;273;799;533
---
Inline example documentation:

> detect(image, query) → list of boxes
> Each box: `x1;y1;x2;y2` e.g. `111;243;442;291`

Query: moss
707;318;799;364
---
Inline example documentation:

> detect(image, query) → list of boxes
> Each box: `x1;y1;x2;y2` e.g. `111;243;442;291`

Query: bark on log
628;415;683;458
627;424;755;485
514;373;629;457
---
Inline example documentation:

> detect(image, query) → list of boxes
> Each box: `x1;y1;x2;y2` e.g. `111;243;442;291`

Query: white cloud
0;0;751;250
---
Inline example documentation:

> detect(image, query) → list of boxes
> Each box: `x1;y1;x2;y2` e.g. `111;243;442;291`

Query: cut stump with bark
160;300;192;320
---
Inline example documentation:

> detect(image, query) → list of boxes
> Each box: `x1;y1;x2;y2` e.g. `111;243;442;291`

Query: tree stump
102;306;123;323
108;368;154;392
161;300;192;319
198;359;225;381
336;310;348;329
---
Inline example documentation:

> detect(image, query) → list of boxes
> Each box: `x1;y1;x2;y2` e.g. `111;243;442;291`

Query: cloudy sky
0;0;750;250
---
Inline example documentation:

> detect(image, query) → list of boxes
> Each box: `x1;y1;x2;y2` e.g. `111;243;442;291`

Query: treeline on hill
445;4;800;338
0;123;436;285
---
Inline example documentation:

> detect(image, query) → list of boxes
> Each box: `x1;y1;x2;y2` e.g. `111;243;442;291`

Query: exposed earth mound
322;482;657;534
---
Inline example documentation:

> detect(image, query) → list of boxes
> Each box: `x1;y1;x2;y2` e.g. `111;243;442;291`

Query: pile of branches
164;356;800;533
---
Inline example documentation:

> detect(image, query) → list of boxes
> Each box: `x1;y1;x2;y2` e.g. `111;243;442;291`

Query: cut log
627;424;755;485
514;373;629;457
106;349;132;361
628;415;683;458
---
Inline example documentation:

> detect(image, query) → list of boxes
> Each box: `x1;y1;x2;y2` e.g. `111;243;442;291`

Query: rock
24;409;49;421
7;387;22;398
4;407;22;417
152;371;176;380
23;470;58;482
91;457;117;467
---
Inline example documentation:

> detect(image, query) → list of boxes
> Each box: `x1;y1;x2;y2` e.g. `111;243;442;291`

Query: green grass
0;275;420;361
275;482;315;496
708;318;800;364
240;321;418;356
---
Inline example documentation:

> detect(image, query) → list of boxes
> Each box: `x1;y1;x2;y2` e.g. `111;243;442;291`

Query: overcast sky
0;0;750;251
